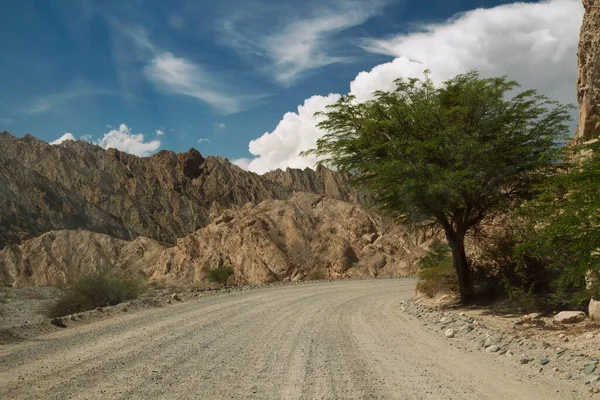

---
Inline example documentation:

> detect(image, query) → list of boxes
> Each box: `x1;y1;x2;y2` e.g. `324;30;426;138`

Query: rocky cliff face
263;165;369;204
576;0;600;140
0;193;430;287
0;132;363;249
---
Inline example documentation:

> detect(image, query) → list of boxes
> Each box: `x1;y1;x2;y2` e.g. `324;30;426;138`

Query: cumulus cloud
155;129;164;135
221;0;387;85
237;94;341;174
50;133;76;145
97;123;161;157
238;0;582;173
354;0;581;105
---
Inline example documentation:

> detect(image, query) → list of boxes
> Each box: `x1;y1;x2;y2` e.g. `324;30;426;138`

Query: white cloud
97;123;161;157
221;0;387;85
214;122;226;131
50;133;76;145
107;17;262;114
156;129;164;135
197;138;211;144
80;134;93;142
354;0;581;106
238;0;582;173
145;52;260;114
240;94;341;174
28;87;115;114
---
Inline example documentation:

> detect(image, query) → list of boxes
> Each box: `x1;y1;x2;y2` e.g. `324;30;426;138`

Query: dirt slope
0;280;582;399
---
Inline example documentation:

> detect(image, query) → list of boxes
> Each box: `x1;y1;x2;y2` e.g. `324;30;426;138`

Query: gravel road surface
0;280;582;399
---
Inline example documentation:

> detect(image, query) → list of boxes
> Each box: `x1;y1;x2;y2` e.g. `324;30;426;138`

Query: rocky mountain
576;0;600;140
0;133;428;287
0;193;429;287
0;132;363;249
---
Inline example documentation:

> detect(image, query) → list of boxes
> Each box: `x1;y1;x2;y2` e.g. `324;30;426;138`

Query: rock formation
576;0;600;140
0;193;430;287
0;132;363;249
0;132;430;287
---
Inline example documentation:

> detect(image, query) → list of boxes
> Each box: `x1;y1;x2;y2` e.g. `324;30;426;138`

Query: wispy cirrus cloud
27;86;115;114
108;17;264;114
220;0;388;86
145;52;260;114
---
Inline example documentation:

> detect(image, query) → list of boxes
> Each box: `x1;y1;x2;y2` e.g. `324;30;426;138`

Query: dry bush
48;272;147;317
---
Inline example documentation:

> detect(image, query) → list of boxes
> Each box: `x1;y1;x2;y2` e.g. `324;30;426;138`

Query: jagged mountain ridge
0;193;428;287
0;132;363;249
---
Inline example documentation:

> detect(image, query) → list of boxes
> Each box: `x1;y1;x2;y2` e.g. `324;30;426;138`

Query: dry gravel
0;279;585;399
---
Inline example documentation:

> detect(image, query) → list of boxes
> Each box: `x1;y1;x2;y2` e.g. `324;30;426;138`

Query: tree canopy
515;140;600;306
305;71;572;302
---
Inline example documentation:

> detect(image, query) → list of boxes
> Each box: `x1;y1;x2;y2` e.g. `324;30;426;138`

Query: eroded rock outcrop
576;0;600;140
0;132;362;249
0;193;429;287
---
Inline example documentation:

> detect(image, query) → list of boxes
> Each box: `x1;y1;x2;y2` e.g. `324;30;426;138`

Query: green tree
515;140;600;306
304;71;572;303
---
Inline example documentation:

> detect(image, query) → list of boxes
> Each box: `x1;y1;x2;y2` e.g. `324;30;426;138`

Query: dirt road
0;280;583;399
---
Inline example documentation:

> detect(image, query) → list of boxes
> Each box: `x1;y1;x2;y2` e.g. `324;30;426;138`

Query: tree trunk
445;230;473;304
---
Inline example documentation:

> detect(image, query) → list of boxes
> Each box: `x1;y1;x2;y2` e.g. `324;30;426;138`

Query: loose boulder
553;311;586;324
589;298;600;321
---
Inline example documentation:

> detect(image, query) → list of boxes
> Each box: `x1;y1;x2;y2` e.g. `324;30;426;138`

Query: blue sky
0;0;582;172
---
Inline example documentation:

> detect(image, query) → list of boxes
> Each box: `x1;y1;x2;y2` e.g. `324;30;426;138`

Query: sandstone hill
0;193;428;287
0;133;426;287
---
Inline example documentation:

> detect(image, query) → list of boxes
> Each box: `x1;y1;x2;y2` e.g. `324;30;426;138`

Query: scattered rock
585;363;598;374
484;335;501;348
522;313;541;322
486;345;500;353
540;358;550;365
520;356;534;365
171;293;182;302
444;328;455;338
587;333;595;340
462;325;474;334
553;311;586;324
50;318;67;328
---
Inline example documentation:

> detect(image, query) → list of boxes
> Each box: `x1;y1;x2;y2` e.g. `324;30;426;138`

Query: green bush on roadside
48;272;147;317
416;241;459;298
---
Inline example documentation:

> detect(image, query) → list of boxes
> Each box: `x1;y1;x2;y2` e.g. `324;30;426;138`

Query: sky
0;0;583;173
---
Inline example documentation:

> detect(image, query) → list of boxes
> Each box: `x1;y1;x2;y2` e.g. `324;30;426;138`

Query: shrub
416;241;459;298
514;140;600;307
207;265;235;287
48;272;147;317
